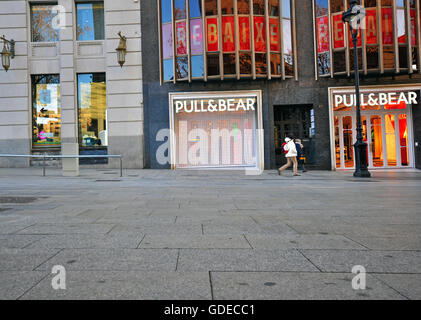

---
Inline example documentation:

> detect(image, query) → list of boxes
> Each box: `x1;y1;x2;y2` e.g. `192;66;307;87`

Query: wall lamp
1;35;15;72
116;31;127;67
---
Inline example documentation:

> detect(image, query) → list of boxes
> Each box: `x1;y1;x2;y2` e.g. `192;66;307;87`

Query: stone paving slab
0;271;49;300
245;234;367;250
177;249;319;272
96;215;176;224
0;234;44;249
374;274;421;300
109;223;202;236
0;223;36;235
286;221;421;238
140;235;251;249
202;222;297;235
175;215;256;224
300;250;421;273
16;223;115;235
35;249;178;271
0;248;61;271
210;272;406;300
20;271;211;300
347;236;421;251
25;234;144;249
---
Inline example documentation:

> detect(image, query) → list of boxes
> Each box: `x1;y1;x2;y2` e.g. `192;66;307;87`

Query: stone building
0;0;143;168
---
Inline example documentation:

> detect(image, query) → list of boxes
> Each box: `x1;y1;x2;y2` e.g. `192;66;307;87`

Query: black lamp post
342;0;371;177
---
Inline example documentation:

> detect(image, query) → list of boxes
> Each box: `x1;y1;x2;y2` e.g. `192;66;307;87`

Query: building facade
1;0;421;171
142;0;421;171
0;0;144;168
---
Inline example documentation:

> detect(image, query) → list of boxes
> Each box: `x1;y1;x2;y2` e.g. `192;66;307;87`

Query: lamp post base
353;140;371;178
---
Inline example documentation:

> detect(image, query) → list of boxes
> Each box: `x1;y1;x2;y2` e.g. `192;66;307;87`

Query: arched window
158;0;297;83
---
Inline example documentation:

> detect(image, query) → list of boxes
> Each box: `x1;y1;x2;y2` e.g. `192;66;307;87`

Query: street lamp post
342;0;371;178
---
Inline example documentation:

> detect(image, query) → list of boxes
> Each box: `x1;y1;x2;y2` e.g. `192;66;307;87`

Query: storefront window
331;87;418;169
32;75;61;148
170;91;263;170
159;0;296;82
76;2;105;41
77;73;107;148
31;4;59;42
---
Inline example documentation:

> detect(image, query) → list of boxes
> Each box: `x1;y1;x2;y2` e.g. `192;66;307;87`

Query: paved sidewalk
0;168;420;300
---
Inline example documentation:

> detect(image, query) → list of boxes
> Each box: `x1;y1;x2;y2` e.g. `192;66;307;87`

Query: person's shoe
293;174;301;176
278;169;282;175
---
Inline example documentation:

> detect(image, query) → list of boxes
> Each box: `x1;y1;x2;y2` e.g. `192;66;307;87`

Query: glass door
334;110;413;169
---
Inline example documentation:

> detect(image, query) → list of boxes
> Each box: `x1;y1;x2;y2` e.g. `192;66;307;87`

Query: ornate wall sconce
116;31;127;68
1;35;15;72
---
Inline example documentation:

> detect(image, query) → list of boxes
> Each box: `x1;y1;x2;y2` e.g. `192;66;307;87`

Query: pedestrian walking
278;137;300;176
295;138;307;173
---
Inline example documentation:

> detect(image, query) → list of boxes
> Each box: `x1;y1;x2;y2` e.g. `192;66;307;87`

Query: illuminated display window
77;73;107;148
158;0;297;83
169;90;264;170
32;75;61;148
312;0;421;78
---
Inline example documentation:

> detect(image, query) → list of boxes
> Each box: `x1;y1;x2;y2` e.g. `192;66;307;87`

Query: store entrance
334;108;414;169
273;105;315;167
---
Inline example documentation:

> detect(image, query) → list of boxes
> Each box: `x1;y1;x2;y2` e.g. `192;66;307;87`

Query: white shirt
285;140;297;157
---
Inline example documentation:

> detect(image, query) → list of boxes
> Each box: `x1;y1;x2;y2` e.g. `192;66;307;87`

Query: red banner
239;16;250;51
176;21;187;55
253;16;266;53
317;16;329;53
382;8;393;45
366;8;377;45
332;14;345;49
269;18;280;52
206;17;219;52
222;16;235;52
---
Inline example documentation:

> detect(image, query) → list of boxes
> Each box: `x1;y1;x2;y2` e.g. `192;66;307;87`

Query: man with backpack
278;137;300;176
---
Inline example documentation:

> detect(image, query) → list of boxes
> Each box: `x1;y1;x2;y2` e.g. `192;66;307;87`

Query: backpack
282;142;289;154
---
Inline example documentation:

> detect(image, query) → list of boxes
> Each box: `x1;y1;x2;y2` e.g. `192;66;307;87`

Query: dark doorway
273;105;316;167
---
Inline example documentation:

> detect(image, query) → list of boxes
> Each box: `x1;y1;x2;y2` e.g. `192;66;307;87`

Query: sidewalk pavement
0;168;420;300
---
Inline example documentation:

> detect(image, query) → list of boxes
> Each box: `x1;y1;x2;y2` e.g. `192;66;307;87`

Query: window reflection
31;4;59;42
205;0;218;15
76;2;104;41
221;0;234;14
32;75;61;148
161;0;172;23
255;53;267;74
253;0;265;15
78;74;107;148
240;53;252;74
224;53;236;75
191;55;204;77
175;0;187;20
207;53;220;75
189;0;202;18
271;53;282;75
164;59;174;81
238;0;250;14
176;56;189;79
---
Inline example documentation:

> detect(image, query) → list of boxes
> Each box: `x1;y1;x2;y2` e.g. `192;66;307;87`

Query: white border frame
328;83;421;171
168;90;264;171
